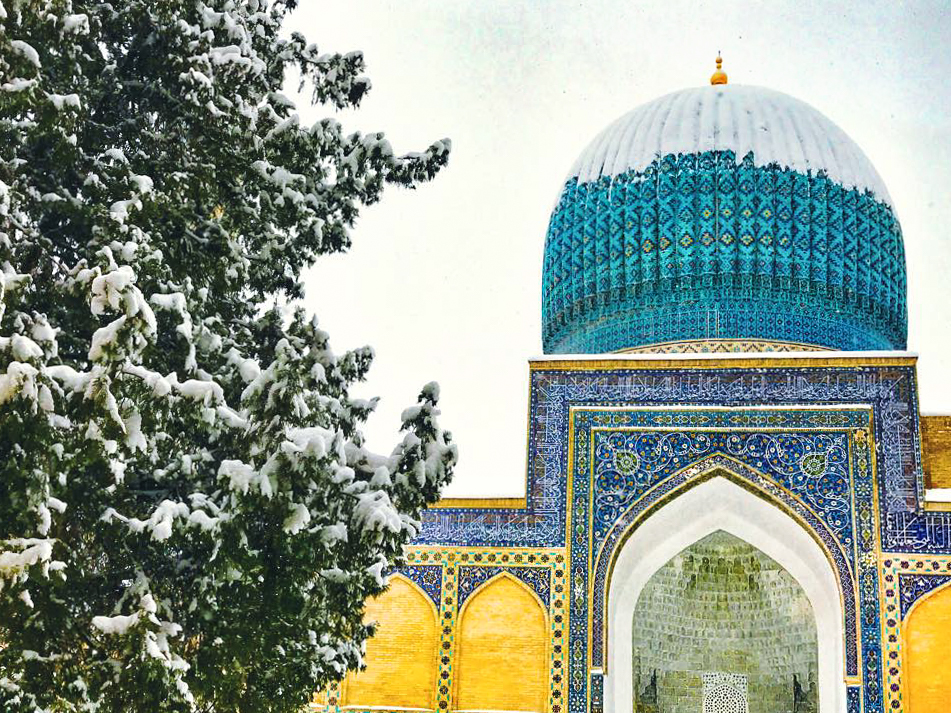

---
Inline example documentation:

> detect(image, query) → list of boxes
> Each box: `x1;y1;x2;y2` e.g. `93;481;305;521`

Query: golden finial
710;52;728;85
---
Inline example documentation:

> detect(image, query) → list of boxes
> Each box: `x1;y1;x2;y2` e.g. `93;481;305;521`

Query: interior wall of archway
631;530;819;713
605;474;846;713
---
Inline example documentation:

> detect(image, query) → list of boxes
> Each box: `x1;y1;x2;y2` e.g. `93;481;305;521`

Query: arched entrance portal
605;475;845;713
631;531;818;712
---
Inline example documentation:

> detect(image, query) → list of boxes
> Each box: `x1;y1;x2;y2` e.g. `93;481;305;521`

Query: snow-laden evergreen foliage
0;2;455;711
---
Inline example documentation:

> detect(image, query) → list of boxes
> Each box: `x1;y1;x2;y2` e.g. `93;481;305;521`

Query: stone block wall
632;531;818;713
920;415;951;489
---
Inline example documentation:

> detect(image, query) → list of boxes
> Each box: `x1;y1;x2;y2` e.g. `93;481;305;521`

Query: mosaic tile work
593;429;854;554
847;685;862;713
589;672;603;713
586;450;860;672
417;360;943;553
897;572;951;620
542;154;907;354
396;565;442;606
457;565;551;607
616;339;828;354
572;417;880;712
344;357;951;713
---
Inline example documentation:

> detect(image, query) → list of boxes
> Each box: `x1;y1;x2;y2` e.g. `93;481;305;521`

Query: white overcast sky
287;1;951;497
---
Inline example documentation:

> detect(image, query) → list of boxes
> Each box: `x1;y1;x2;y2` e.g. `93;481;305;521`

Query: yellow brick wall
343;576;438;710
920;416;951;489
904;582;951;711
453;575;548;713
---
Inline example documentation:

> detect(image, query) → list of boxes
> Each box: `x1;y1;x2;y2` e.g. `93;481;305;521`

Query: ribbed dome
541;84;907;354
571;86;891;203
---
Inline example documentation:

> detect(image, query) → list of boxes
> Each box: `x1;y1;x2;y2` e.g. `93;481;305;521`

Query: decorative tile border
847;685;862;713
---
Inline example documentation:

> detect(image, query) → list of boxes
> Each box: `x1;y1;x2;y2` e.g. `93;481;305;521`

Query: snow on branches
0;2;454;712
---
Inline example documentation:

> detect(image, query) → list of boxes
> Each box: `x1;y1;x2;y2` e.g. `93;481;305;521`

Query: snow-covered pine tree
0;2;456;711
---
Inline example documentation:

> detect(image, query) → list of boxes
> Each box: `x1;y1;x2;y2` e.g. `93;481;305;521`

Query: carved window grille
701;672;749;713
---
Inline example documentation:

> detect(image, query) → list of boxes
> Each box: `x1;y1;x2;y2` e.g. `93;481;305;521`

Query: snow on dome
570;84;892;206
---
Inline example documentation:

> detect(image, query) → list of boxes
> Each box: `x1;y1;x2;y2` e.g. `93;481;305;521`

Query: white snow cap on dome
570;84;892;205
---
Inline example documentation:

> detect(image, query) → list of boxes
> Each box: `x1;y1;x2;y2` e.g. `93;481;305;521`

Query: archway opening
631;530;818;713
605;474;845;713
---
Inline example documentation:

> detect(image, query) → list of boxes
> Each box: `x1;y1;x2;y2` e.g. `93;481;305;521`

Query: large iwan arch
604;474;846;713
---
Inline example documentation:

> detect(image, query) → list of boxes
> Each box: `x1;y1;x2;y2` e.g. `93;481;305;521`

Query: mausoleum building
313;60;951;713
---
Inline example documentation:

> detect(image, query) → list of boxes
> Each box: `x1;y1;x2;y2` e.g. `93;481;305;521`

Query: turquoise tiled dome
541;85;907;354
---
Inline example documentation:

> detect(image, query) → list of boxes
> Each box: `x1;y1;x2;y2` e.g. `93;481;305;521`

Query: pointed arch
454;572;549;713
903;578;951;712
590;456;857;677
604;473;846;713
342;574;438;710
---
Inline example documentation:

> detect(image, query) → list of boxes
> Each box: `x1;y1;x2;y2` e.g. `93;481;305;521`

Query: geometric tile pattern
418;360;936;552
586;435;863;671
616;339;831;354
898;570;951;620
457;565;551;607
592;429;854;553
396;564;443;606
542;154;907;354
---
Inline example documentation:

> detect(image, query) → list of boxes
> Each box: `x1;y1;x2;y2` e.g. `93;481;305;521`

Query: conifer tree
0;2;455;711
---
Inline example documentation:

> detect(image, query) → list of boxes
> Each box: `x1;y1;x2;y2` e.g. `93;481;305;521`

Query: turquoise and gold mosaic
541;153;907;353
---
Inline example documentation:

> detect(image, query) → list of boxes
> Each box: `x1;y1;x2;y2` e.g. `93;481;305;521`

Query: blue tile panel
898;571;951;620
394;564;442;606
541;151;907;353
417;364;935;551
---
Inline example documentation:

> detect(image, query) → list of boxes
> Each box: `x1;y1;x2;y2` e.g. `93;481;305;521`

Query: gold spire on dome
710;53;728;85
